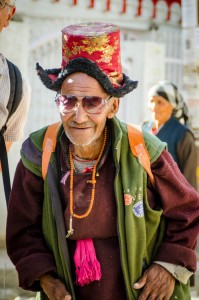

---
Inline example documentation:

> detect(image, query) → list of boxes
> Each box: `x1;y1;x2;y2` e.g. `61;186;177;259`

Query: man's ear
107;98;120;119
4;6;16;28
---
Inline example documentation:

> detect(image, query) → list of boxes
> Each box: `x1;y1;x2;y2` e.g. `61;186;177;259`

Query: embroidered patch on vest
124;193;133;206
133;200;144;218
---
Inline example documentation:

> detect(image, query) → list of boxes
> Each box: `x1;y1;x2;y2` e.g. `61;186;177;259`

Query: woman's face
148;95;174;127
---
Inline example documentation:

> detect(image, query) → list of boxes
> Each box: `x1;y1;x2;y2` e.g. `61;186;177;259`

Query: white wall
0;22;29;76
118;40;165;124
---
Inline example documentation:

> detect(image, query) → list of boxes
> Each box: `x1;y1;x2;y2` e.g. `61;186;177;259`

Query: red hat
36;22;138;97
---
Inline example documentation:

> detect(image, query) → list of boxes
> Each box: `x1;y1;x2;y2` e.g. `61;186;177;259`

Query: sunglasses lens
83;96;104;113
56;95;77;114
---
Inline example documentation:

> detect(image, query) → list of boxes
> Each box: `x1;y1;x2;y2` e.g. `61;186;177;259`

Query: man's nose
73;102;88;123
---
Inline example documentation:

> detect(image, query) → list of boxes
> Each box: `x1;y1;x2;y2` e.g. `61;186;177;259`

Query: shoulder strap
42;122;61;180
0;60;23;206
0;133;11;206
6;59;23;123
127;123;155;187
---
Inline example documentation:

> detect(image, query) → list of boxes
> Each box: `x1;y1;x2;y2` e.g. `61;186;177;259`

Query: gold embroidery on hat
62;35;118;65
96;37;119;65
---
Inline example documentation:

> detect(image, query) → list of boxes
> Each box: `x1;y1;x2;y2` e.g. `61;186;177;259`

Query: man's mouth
71;126;92;130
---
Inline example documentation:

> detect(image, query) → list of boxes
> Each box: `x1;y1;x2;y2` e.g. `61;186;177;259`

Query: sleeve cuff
154;261;193;284
16;253;57;291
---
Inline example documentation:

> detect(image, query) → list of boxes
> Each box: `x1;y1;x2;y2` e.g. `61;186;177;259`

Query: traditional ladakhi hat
36;22;138;97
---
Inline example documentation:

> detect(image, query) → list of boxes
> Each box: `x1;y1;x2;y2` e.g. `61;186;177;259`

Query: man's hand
133;263;175;300
40;273;72;300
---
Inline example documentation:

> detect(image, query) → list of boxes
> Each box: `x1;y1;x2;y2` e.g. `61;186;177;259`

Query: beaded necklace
66;126;108;238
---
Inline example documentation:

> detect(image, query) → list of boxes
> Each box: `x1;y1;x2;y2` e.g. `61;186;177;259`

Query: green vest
21;117;190;300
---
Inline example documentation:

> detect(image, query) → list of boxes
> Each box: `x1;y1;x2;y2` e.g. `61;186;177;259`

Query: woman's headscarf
147;80;189;124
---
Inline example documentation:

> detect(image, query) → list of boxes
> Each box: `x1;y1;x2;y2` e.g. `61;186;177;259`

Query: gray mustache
67;121;94;128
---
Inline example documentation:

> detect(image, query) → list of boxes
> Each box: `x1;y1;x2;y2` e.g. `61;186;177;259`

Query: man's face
0;1;16;32
148;95;174;126
58;72;119;147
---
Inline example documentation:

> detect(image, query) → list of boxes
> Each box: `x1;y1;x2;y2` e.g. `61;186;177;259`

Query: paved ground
1;248;199;300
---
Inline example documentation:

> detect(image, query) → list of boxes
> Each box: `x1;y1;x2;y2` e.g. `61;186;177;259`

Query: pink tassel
74;239;102;286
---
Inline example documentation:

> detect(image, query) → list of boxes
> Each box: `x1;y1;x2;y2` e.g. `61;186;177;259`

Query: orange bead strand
69;126;107;219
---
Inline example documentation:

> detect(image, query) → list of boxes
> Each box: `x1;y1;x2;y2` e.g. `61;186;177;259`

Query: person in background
0;0;30;145
6;22;199;300
0;0;30;238
0;0;31;171
142;80;197;189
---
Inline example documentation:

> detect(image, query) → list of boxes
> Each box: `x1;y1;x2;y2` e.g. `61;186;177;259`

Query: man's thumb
133;275;147;289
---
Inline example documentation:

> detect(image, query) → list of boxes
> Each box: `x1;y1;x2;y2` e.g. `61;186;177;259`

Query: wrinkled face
0;1;15;32
148;95;173;126
59;72;119;147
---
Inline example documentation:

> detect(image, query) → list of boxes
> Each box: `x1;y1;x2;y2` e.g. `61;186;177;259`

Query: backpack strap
42;122;61;180
127;123;155;187
0;133;11;206
0;60;23;206
6;59;23;124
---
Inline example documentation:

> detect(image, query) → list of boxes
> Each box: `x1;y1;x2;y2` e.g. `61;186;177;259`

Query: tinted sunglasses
55;94;112;115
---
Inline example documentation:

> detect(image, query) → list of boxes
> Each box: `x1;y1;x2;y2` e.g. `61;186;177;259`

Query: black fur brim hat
36;22;138;97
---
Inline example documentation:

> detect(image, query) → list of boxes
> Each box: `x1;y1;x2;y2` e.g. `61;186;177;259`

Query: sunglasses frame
55;94;113;114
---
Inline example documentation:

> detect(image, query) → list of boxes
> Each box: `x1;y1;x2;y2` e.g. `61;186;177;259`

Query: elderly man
0;0;30;247
6;22;199;300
